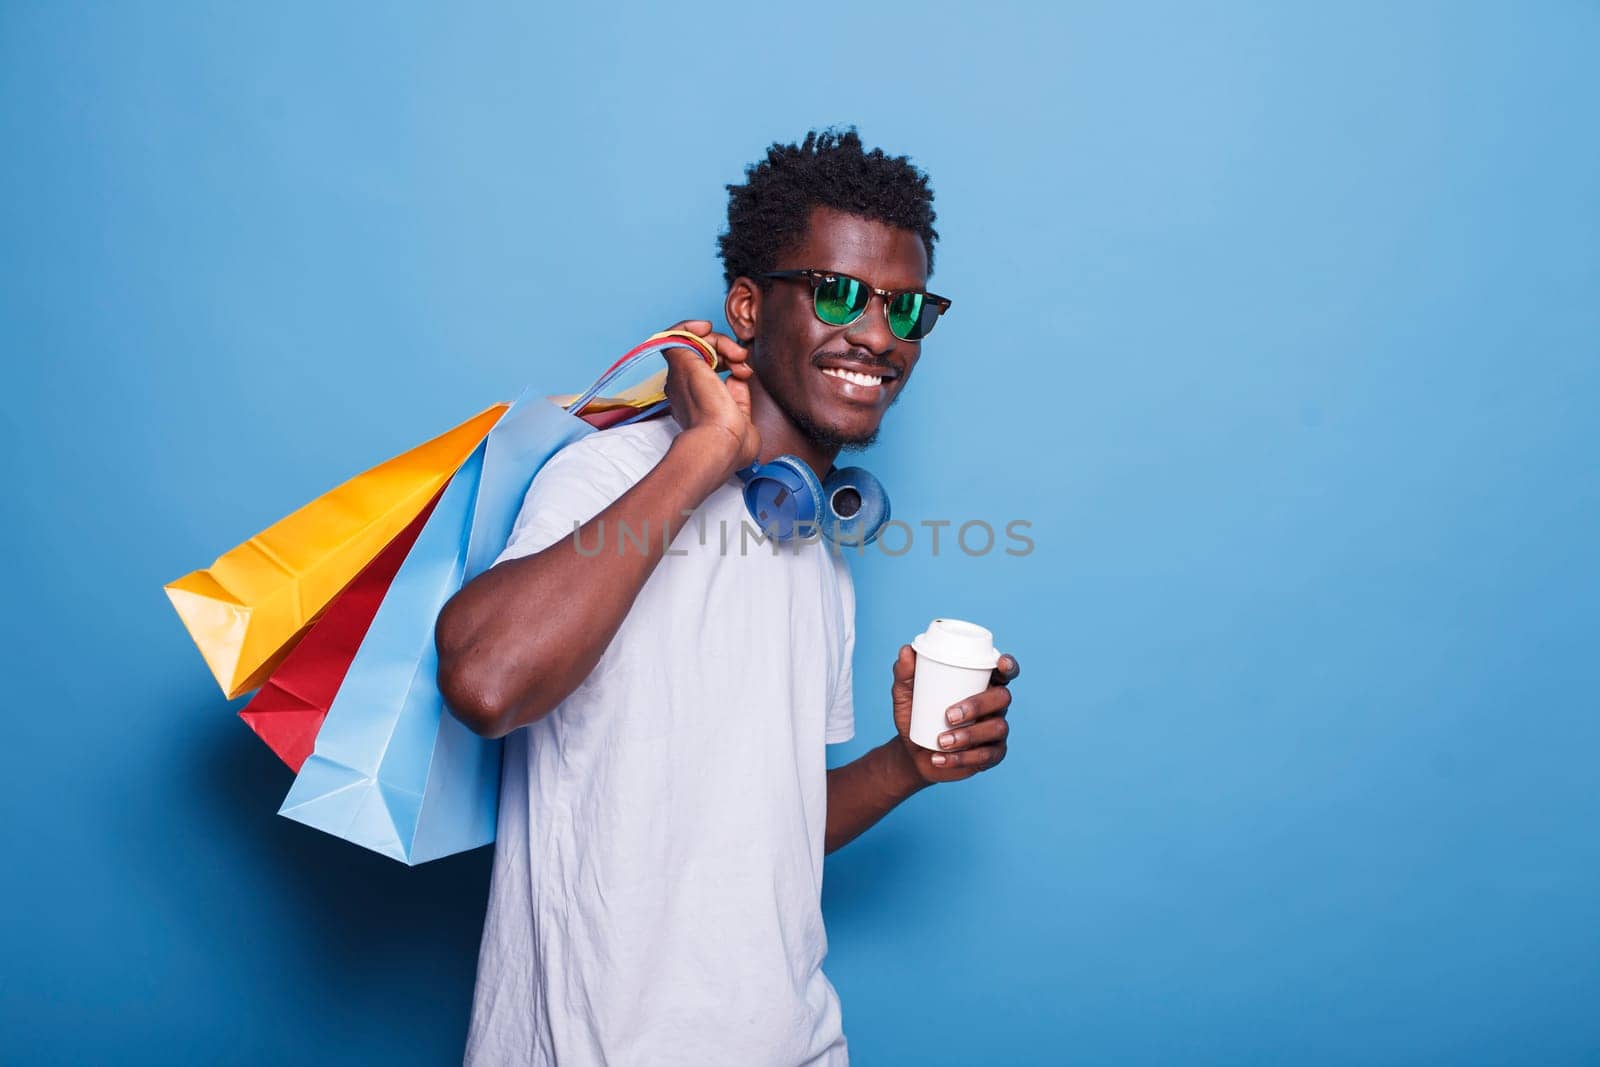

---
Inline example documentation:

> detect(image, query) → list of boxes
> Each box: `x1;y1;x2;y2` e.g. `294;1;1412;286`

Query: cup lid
911;617;999;670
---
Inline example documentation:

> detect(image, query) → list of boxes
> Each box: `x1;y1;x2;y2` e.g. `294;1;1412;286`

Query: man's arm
824;646;1021;854
824;740;930;854
436;326;756;739
437;431;728;738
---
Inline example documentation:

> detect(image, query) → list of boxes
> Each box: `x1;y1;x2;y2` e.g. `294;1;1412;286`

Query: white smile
821;367;884;388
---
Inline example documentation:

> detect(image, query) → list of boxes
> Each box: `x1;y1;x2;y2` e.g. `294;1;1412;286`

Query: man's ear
725;276;761;346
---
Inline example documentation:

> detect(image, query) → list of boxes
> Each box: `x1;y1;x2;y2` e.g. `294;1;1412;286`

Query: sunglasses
763;269;952;342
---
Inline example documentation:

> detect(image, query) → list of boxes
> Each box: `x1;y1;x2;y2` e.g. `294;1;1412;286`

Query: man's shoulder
547;415;680;485
495;415;683;564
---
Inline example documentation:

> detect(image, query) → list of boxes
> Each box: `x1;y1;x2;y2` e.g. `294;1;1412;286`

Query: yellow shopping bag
165;404;508;698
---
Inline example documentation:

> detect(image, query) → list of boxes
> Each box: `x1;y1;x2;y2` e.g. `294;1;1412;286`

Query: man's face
748;206;929;451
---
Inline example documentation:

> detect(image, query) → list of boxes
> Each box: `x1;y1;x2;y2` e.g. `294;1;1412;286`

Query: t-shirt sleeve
492;434;638;566
825;564;857;745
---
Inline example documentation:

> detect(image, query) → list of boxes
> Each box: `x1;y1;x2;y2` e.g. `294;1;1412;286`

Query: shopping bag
238;489;443;772
165;405;508;698
219;330;714;767
232;381;678;769
276;332;716;864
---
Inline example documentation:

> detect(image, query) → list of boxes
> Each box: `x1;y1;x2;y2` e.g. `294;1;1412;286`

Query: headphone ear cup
820;466;891;546
739;455;824;540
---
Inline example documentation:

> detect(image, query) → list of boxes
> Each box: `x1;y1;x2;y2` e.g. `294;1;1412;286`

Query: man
437;128;1020;1065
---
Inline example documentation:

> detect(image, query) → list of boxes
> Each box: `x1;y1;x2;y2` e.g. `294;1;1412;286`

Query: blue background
3;2;1596;1063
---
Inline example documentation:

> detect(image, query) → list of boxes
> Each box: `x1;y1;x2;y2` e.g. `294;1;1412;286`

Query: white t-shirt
464;414;856;1066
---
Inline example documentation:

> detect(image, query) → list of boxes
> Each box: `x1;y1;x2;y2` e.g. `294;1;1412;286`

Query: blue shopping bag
277;396;592;863
276;331;719;864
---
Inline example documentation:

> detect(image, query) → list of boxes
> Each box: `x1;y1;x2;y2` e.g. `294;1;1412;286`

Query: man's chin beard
771;389;881;454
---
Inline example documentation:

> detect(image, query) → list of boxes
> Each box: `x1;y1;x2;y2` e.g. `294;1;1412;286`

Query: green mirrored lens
814;275;869;325
888;291;930;340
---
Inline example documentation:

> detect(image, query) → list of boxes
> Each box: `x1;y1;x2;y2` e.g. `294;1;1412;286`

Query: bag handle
563;331;720;426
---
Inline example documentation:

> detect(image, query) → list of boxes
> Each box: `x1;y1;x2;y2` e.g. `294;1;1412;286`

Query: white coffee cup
909;618;1000;750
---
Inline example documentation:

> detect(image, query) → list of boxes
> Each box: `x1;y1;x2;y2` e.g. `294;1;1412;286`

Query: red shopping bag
238;489;444;771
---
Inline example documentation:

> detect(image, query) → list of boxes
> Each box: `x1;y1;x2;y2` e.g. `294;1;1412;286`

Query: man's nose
844;294;899;355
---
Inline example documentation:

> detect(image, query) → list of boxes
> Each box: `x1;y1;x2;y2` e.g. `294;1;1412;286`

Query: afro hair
717;127;939;288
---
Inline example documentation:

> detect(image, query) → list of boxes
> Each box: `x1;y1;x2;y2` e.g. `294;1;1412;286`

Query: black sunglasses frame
762;269;953;341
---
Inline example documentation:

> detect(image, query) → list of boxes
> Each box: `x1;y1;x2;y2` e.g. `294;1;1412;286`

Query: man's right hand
659;320;760;480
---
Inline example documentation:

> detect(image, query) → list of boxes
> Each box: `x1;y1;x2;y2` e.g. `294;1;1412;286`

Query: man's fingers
990;653;1020;687
931;715;1009;753
662;342;718;377
658;322;721;373
925;654;1018;776
929;741;1006;771
944;684;1011;727
658;323;750;378
701;330;752;375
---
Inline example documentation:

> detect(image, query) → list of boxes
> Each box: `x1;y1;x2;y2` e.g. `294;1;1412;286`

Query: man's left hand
891;645;1019;785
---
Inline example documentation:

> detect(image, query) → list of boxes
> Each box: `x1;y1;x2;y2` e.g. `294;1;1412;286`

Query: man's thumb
892;644;916;689
726;376;752;422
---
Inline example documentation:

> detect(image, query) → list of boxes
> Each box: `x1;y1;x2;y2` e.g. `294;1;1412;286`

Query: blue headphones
736;457;891;546
571;330;892;545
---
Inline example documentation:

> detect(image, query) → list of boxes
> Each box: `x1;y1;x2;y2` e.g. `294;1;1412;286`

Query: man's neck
747;375;841;478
